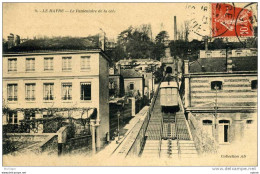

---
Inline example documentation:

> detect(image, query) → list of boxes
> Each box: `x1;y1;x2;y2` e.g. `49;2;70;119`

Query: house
199;48;257;59
120;69;144;98
2;37;111;150
184;52;257;145
116;58;161;71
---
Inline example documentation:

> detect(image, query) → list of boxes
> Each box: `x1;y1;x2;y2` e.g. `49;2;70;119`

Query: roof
3;36;99;53
3;36;112;62
120;69;143;78
190;56;257;73
160;81;178;88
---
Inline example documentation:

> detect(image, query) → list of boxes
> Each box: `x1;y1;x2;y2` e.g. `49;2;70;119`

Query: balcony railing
25;97;36;101
43;96;54;100
8;97;17;101
62;96;72;100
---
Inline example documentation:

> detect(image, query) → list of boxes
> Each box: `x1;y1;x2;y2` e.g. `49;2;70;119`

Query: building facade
120;69;144;98
199;48;257;59
184;54;257;145
3;49;111;149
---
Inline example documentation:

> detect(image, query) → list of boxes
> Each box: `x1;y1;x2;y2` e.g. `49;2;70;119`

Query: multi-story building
199;48;257;59
184;52;257;145
3;48;111;149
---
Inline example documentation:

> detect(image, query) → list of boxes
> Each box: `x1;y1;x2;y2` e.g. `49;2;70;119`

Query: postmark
235;3;257;47
185;3;211;37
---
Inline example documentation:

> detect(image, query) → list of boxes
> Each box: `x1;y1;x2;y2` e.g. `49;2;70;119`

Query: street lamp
151;64;157;100
116;110;120;144
213;85;219;140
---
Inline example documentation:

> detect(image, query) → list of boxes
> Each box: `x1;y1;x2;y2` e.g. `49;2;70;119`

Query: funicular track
141;75;198;159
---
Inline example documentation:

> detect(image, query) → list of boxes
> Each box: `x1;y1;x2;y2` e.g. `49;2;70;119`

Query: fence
61;135;92;154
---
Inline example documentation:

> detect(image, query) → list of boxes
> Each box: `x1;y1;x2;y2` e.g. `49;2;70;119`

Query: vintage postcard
1;2;258;168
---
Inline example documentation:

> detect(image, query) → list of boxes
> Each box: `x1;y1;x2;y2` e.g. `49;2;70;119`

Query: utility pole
225;43;230;72
214;85;219;141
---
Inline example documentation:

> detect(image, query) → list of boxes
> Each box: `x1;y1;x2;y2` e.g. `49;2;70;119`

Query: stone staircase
160;139;178;158
141;140;160;158
177;140;198;158
160;140;198;159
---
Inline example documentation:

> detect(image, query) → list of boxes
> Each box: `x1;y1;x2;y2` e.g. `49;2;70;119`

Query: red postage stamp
211;3;254;37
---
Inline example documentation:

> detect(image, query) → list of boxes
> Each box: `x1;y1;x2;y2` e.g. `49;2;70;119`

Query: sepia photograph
1;1;258;169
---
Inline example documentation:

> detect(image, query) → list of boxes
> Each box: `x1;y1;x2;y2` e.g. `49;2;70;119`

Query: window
8;111;18;124
26;58;35;71
62;83;72;100
246;120;253;129
236;52;241;56
43;83;54;100
7;84;18;101
130;83;134;90
8;58;17;72
81;56;91;70
202;120;212;125
246;120;253;124
219;120;230;124
211;81;223;90
109;81;115;89
81;82;91;100
251;80;257;90
62;57;72;71
44;57;53;71
25;83;36;101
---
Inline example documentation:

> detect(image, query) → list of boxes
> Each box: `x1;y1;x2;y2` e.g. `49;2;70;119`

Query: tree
152;31;169;60
155;31;169;43
116;25;154;59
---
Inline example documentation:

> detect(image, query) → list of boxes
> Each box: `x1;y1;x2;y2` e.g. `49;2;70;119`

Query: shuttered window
44;57;53;71
62;57;72;71
7;84;18;101
26;58;35;71
25;83;36;101
81;56;91;70
62;83;72;100
8;58;17;72
43;83;54;100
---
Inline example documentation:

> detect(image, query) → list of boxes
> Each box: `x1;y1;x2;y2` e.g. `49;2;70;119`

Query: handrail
177;138;181;159
158;117;163;157
177;91;193;140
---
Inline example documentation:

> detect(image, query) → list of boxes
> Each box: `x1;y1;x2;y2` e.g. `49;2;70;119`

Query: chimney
204;36;208;51
7;33;14;49
99;29;106;51
184;60;189;74
14;35;20;46
174;16;177;41
117;63;121;75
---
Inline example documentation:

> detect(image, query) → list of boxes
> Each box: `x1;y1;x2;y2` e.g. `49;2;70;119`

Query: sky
3;2;257;41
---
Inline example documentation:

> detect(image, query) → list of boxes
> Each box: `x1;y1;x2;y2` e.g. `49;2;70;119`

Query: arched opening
166;66;172;73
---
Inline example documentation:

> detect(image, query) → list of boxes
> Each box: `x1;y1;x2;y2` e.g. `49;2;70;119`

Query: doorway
218;120;230;143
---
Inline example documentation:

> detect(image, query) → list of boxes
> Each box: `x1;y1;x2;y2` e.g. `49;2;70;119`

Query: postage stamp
211;3;254;37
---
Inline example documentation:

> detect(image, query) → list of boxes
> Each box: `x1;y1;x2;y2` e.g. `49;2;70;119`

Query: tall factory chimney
174;16;177;41
204;36;209;51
